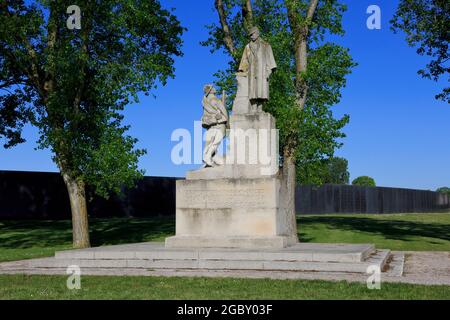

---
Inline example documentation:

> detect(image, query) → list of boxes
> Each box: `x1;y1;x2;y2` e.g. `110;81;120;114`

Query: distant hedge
352;176;376;187
437;187;450;196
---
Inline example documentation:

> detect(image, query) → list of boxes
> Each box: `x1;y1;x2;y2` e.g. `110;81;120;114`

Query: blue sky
0;0;449;190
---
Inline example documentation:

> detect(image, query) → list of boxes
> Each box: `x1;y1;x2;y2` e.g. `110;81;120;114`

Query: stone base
21;243;395;275
172;177;298;249
165;235;298;249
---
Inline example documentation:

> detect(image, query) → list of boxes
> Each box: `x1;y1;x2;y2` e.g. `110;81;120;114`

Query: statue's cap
249;27;260;35
204;84;215;95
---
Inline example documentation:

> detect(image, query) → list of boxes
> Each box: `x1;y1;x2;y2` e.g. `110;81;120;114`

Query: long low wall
0;171;449;219
296;184;450;214
0;171;178;220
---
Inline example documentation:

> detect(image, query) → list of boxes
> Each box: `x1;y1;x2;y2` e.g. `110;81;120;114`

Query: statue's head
249;27;260;41
203;84;216;96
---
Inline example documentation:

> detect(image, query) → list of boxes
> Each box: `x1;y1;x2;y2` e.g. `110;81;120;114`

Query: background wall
296;185;450;214
0;171;448;220
0;171;178;220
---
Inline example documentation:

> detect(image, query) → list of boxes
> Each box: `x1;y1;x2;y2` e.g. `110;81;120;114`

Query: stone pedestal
166;111;299;249
165;177;298;249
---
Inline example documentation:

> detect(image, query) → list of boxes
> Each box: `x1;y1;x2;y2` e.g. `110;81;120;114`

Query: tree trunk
282;149;299;242
63;173;91;249
294;38;308;109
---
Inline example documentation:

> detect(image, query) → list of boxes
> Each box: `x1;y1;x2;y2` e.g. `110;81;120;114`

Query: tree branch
43;1;59;96
74;7;92;114
242;0;254;33
284;0;319;110
23;40;41;87
285;0;300;34
307;0;319;21
215;0;237;56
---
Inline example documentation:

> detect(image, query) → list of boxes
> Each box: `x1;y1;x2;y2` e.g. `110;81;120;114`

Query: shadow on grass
0;218;176;249
297;216;450;243
2;215;448;250
89;218;175;247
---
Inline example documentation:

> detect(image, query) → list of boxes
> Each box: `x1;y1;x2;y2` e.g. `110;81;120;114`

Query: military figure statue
238;27;277;113
201;84;229;167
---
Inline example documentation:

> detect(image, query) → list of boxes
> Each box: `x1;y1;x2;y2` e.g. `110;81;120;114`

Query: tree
321;157;350;185
352;176;376;187
203;0;356;213
437;187;450;196
391;0;449;103
0;1;184;248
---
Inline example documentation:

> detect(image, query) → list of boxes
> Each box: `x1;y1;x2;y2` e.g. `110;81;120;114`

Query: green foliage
437;187;450;196
0;91;32;148
202;0;356;184
0;1;184;197
391;0;449;103
300;156;350;186
352;176;376;187
320;157;350;185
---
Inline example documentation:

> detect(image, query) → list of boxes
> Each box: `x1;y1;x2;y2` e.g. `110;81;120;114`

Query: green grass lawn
299;213;450;252
0;213;449;263
1;214;449;300
1;274;449;300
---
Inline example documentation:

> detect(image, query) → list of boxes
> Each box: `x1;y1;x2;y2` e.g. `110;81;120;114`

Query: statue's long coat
239;38;277;100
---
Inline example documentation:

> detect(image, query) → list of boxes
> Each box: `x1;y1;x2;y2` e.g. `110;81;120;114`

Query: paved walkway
0;251;448;286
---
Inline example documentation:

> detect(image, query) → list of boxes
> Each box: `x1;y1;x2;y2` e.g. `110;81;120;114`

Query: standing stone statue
202;84;229;167
238;27;277;113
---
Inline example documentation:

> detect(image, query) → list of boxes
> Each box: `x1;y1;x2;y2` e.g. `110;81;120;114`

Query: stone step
55;243;376;264
33;243;391;274
30;250;390;274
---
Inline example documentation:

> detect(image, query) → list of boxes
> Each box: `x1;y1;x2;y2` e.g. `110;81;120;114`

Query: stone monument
31;34;394;277
37;32;395;278
166;28;299;249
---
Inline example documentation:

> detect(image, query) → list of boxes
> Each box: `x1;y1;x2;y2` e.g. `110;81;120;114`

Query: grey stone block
166;236;293;250
135;251;198;261
198;260;265;270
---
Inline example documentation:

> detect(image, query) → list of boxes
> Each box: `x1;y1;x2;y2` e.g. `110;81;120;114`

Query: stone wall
0;171;178;220
0;171;448;219
296;184;450;214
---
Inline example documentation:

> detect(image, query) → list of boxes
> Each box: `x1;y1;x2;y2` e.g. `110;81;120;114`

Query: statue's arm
202;98;216;114
215;99;228;120
238;46;250;74
266;44;277;76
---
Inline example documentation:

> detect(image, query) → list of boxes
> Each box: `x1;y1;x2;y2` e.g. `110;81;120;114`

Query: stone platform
168;177;298;249
25;243;393;274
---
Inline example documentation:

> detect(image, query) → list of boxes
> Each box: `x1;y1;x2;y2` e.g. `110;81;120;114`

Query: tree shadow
0;220;73;249
90;218;175;247
0;218;176;249
297;216;450;243
3;215;447;250
298;232;313;243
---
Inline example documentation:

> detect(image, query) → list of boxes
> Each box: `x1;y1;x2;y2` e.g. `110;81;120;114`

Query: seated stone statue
202;84;229;167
